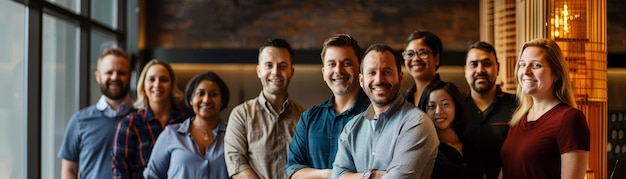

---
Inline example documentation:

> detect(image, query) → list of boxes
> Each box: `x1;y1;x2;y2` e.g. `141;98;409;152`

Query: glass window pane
41;14;80;179
91;0;118;29
46;0;80;14
0;1;26;178
90;30;118;104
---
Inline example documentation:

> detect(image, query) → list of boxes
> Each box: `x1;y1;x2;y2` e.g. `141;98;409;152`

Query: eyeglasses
402;50;433;60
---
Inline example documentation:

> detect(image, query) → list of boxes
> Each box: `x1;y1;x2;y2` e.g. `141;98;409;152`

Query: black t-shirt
462;87;516;179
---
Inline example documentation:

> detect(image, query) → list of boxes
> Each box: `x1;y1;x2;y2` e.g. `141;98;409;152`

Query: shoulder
73;105;100;118
343;112;365;131
232;98;259;111
399;102;427;120
69;105;104;123
160;122;184;138
121;109;149;124
555;105;586;121
497;92;516;105
301;101;330;117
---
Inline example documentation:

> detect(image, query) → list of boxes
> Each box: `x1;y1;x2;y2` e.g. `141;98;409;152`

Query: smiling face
425;89;456;130
517;46;558;99
404;38;439;82
143;64;173;106
465;48;499;94
360;50;403;108
190;80;222;120
257;47;294;96
322;46;361;95
95;54;131;100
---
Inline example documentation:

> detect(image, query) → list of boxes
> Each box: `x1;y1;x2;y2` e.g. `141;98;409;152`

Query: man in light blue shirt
58;48;135;179
332;44;439;179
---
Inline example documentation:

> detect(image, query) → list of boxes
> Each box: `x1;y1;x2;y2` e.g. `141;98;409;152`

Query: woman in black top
418;80;469;179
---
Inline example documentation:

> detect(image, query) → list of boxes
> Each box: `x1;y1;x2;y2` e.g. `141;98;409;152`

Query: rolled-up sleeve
383;113;439;179
224;106;252;177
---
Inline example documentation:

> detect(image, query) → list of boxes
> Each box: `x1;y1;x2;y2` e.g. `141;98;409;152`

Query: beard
329;76;359;95
100;80;129;100
471;77;496;94
366;82;400;106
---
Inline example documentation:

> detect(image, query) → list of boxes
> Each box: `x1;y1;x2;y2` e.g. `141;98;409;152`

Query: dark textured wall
608;0;626;52
145;0;480;51
145;0;626;52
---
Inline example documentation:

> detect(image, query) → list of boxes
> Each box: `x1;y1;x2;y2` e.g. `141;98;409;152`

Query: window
40;14;80;179
91;0;118;29
0;1;26;178
46;0;80;13
90;30;119;104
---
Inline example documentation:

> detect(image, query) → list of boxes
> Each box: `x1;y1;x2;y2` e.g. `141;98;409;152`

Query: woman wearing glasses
402;30;444;106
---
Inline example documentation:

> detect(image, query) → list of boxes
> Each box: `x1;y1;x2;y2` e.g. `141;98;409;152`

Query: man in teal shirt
286;34;370;178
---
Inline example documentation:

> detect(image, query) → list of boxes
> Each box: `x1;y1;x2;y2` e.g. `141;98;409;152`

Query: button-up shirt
112;107;186;179
286;90;370;177
332;95;439;179
224;92;305;179
143;117;228;179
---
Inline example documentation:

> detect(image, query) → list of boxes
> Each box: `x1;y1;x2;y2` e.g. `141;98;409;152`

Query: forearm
232;169;260;179
61;160;78;179
338;172;363;179
292;168;332;179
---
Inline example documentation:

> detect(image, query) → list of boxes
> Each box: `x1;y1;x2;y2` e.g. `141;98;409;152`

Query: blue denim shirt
286;90;370;177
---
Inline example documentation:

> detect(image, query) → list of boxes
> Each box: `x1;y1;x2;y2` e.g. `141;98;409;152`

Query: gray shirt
332;96;439;179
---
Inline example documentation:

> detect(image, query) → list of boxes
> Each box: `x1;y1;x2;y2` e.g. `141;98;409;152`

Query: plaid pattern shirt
112;107;185;179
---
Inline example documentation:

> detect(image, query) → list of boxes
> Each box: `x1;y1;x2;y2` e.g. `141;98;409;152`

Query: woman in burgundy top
500;38;590;179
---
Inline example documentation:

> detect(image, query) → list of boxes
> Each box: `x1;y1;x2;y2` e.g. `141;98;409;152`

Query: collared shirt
286;90;370;177
112;107;186;179
462;85;516;179
403;73;441;105
224;92;305;179
96;95;134;118
332;95;439;179
143;117;228;179
58;95;135;179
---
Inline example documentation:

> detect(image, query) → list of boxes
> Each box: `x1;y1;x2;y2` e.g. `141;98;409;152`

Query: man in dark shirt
286;34;370;178
462;41;516;179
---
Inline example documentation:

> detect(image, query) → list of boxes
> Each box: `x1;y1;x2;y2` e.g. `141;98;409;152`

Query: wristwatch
363;169;374;179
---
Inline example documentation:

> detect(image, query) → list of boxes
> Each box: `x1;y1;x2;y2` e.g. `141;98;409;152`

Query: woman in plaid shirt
112;59;186;179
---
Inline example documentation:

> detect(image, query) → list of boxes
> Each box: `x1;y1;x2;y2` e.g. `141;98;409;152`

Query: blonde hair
510;38;577;126
134;59;184;110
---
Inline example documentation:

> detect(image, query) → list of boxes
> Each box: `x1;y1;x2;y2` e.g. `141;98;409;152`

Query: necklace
193;123;210;141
